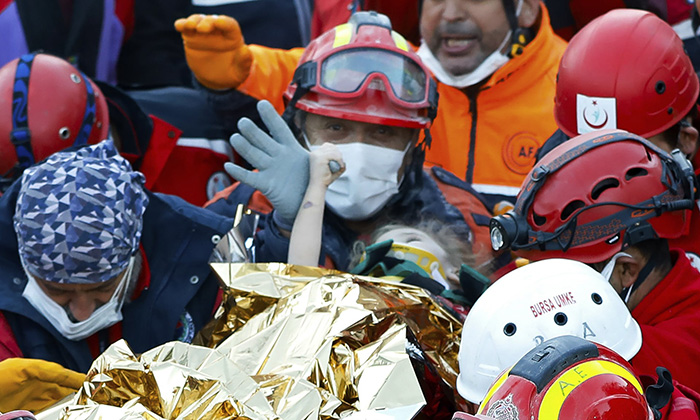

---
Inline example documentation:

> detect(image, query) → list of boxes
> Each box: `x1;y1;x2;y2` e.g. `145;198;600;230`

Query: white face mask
600;252;633;303
416;0;523;88
309;141;409;221
21;256;134;341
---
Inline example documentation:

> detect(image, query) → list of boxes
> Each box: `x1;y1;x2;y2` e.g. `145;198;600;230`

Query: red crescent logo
583;107;609;129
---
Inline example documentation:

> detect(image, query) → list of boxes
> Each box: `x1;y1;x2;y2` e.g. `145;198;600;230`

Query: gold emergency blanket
44;263;463;419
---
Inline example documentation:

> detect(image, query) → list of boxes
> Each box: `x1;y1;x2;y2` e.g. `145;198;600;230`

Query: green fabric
350;239;393;275
350;239;432;279
458;263;491;306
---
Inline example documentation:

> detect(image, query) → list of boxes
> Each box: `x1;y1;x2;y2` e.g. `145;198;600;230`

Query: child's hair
349;217;476;276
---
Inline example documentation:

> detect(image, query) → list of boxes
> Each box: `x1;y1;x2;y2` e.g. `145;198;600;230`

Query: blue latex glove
224;100;310;227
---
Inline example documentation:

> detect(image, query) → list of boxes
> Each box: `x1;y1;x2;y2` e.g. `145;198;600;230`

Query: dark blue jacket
0;0;125;84
0;180;233;372
117;0;312;89
535;128;570;163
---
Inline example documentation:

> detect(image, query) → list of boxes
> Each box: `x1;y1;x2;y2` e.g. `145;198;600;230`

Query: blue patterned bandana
14;140;148;284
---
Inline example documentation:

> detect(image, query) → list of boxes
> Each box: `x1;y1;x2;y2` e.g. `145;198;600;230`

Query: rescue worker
204;13;493;272
287;143;481;316
490;130;700;392
539;9;699;163
456;258;643;405
0;53;236;206
453;336;700;420
536;9;700;258
0;140;234;372
175;0;568;209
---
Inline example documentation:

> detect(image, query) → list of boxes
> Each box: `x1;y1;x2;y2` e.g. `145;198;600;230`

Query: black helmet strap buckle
281;61;318;132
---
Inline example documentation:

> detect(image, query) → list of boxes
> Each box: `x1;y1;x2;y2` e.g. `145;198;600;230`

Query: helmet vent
591;178;620;200
560;200;585;221
625;167;648;181
533;211;547;226
554;312;568;326
503;323;517;336
591;293;603;305
655;81;666;94
58;127;71;140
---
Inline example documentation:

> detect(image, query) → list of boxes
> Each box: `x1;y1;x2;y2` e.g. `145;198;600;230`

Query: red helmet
283;11;437;129
489;130;695;263
453;335;654;420
0;53;109;185
554;9;699;138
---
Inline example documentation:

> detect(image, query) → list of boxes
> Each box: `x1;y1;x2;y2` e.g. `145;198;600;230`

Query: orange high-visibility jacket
235;4;567;205
425;6;567;201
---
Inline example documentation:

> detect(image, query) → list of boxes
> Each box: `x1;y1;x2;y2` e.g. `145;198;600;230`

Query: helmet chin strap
502;0;522;34
11;54;37;173
618;255;657;304
502;0;533;57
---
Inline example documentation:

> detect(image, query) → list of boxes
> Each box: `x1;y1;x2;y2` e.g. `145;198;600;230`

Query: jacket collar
479;3;563;92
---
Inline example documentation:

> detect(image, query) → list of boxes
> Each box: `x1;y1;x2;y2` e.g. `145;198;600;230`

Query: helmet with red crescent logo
452;336;655;420
554;9;699;139
489;129;695;263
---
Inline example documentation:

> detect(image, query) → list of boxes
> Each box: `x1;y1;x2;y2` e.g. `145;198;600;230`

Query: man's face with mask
32;268;128;322
420;0;513;76
303;113;417;176
302;113;419;221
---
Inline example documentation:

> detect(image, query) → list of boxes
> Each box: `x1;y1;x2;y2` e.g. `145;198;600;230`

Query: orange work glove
0;358;85;413
174;14;253;90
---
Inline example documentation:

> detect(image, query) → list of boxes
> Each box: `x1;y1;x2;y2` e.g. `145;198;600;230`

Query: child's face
374;227;458;282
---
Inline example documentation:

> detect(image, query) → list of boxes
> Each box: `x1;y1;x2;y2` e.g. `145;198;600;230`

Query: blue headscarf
14;140;149;284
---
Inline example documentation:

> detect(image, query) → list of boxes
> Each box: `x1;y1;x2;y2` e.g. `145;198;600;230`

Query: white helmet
455;258;642;404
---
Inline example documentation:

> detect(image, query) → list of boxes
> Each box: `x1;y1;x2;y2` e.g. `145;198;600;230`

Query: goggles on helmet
282;12;438;135
319;48;429;106
292;46;436;113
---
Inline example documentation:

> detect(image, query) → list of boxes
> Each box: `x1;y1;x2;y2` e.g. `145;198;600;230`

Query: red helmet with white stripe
283;11;437;129
453;336;654;420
